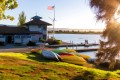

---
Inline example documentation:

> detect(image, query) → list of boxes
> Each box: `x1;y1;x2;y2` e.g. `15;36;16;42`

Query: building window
27;35;31;38
15;35;20;38
0;35;4;38
22;35;31;38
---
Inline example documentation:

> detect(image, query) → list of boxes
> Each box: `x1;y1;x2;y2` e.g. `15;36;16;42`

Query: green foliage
89;0;120;22
0;52;31;60
18;11;26;26
48;31;102;34
39;38;46;42
27;41;36;46
55;40;62;44
0;52;119;80
0;0;18;20
89;0;120;69
47;38;62;45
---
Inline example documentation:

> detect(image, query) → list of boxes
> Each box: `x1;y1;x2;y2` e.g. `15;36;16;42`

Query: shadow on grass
71;76;86;80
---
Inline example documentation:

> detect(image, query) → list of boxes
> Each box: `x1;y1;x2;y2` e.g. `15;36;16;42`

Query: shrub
0;41;5;46
46;37;63;45
47;39;62;45
54;40;62;44
27;41;36;46
39;38;46;43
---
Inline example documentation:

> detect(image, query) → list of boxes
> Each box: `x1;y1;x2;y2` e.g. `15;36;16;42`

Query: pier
46;43;99;48
75;48;98;52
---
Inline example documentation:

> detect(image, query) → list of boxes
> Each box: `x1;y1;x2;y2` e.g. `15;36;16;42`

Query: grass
0;52;119;80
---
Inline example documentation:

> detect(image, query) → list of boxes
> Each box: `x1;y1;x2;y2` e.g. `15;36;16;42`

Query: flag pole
53;5;55;38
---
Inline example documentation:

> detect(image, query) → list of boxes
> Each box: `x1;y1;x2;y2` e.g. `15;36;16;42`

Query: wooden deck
75;48;98;52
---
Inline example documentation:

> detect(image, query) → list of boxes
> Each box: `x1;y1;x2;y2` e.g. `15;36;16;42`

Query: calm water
49;34;101;44
49;34;101;58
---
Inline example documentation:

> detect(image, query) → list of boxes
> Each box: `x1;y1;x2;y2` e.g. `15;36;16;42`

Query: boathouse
0;15;51;45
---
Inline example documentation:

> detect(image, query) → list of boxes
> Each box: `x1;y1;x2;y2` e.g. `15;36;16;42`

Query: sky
0;0;105;30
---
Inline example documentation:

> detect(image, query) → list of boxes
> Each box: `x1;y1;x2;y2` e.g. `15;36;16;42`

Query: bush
39;38;46;42
27;41;36;46
54;40;62;44
47;39;62;45
46;37;62;45
0;41;5;46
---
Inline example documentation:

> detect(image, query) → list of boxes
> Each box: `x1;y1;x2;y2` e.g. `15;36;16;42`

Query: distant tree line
48;30;102;34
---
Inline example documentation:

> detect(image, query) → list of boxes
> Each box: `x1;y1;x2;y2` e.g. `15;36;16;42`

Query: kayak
42;50;61;61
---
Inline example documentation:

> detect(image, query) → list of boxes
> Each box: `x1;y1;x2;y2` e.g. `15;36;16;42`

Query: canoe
59;53;74;56
42;50;61;61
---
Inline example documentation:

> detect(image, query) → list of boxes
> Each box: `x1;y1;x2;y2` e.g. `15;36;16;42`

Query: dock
75;48;98;52
46;43;99;48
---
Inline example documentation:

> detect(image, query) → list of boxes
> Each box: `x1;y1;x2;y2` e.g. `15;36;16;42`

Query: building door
7;36;13;44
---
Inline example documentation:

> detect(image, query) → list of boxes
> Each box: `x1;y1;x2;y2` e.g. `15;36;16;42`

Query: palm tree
89;0;120;69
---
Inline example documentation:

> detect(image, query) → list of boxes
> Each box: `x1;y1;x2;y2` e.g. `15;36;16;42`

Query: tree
18;11;26;26
89;0;120;69
0;0;18;20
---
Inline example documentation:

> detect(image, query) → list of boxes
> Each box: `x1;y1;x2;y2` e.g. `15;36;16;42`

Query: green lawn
0;52;119;80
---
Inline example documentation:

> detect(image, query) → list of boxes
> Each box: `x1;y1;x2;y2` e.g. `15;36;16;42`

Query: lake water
49;34;101;44
49;34;101;58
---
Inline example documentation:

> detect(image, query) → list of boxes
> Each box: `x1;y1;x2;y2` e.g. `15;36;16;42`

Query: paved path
0;44;53;53
0;44;42;52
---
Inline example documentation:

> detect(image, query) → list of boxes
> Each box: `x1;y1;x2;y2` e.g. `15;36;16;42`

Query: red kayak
59;53;74;56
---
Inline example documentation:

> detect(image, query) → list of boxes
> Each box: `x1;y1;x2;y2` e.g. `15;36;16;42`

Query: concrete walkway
0;44;53;52
0;44;41;52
